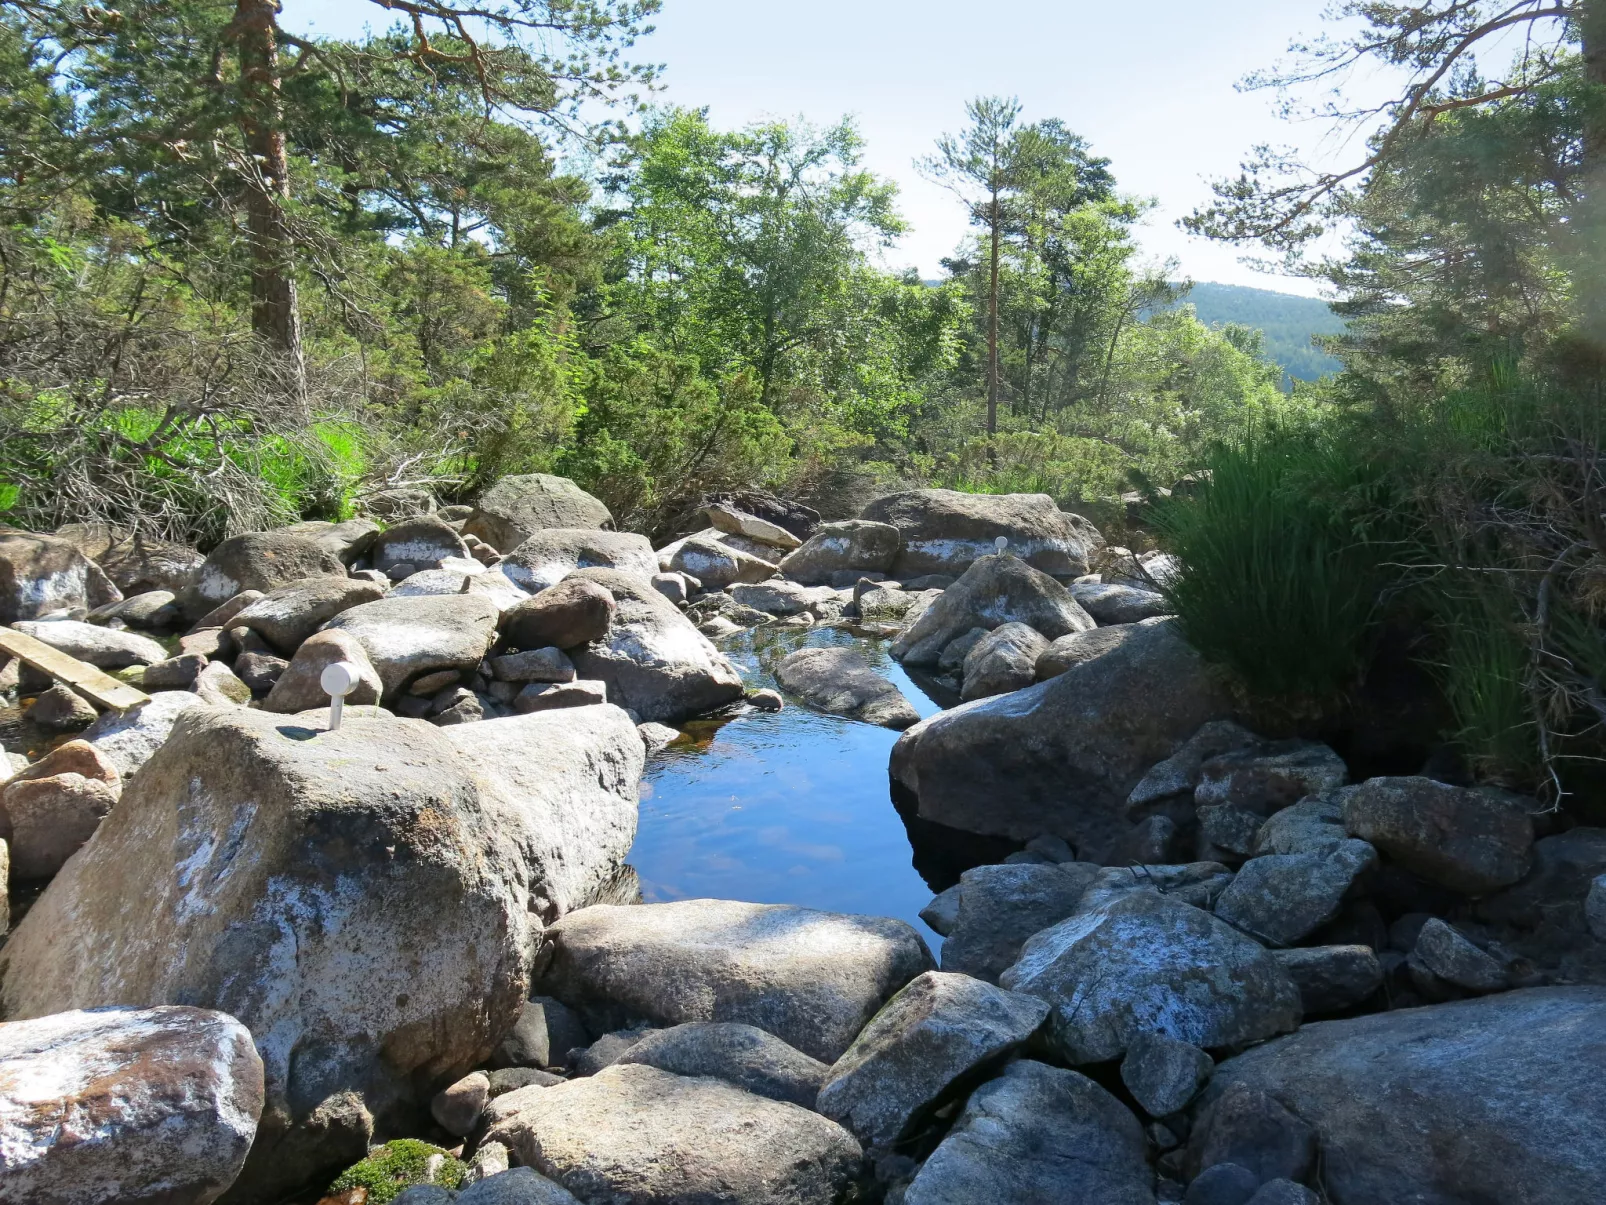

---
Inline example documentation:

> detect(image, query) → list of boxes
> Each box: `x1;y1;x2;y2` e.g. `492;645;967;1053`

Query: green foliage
1167;282;1346;383
327;1139;465;1204
1154;422;1411;702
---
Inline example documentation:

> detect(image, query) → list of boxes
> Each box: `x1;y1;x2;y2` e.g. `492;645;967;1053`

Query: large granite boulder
82;690;210;778
1342;776;1535;895
0;529;121;622
232;577;386;656
1201;987;1606;1205
999;890;1303;1065
483;1063;861;1205
0;703;643;1203
703;502;802;551
773;645;921;729
372;518;471;575
892;619;1236;854
1069;580;1172;625
463;474;613;553
777;520;901;586
614;1022;829;1108
55;523;206;595
903;1060;1152;1205
816;971;1049;1146
565;569;745;723
890;554;1093;666
179;530;347;619
323;593;499;698
500;577;616;650
1214;839;1378;947
960;621;1049;701
669;534;778;591
499;530;658;593
535;899;935;1063
0;1005;263;1205
860;490;1095;579
262;629;384;714
939;862;1100;983
12;618;167;667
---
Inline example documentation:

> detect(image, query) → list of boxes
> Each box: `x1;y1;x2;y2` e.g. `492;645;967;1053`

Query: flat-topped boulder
372;518;471;575
703;502;802;551
484;1063;862;1205
566;569;745;723
777;519;901;585
0;1005;263;1205
82;690;209;778
860;489;1095;579
773;645;921;729
0;703;642;1203
535;898;935;1063
669;533;779;591
0;529;121;622
178;529;348;618
323;593;499;698
13;618;167;667
891;554;1093;666
499;529;658;593
464;474;613;553
892;618;1236;854
1201;987;1606;1204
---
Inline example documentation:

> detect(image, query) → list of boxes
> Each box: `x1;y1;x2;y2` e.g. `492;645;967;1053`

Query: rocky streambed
1;478;1605;1205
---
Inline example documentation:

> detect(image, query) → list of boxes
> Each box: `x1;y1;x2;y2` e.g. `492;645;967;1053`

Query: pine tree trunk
987;192;1000;438
234;0;305;398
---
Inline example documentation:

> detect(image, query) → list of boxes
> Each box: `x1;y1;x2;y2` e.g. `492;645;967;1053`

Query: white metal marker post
995;536;1008;555
320;661;361;731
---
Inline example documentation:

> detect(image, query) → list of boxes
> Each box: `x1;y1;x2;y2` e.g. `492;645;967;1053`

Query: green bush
1153;421;1412;704
326;1139;465;1204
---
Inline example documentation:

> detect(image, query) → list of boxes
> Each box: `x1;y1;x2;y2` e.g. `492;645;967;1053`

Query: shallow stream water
629;624;978;945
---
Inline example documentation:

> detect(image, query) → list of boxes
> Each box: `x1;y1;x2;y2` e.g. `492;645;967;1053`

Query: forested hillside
1176;282;1345;382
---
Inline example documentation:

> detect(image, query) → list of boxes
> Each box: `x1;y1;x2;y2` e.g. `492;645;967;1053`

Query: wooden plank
0;627;151;712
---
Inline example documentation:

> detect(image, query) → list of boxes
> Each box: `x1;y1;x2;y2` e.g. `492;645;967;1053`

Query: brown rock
0;739;121;880
501;577;617;651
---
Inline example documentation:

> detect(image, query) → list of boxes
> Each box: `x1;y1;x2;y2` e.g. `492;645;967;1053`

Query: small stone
919;883;962;937
411;668;464;695
650;572;688;606
461;1139;510;1186
388;562;416;581
1184;1163;1261;1205
1126;721;1264;813
1149;1121;1183;1152
431;1071;490;1137
1195;741;1348;813
489;647;575;684
233;651;288;694
186;589;264;634
487;1067;564;1096
431;692;486;726
571;1028;653;1076
0;739;121;880
141;653;208;690
228;625;273;656
1186;1083;1315;1185
637;721;681;755
1198;803;1265;859
178;627;231;660
192;661;251;706
1410;918;1508;993
1246;1181;1320;1205
513;679;607;714
28;683;98;731
1024;834;1076;863
1121;1032;1214;1118
1271;945;1382;1015
748;688;783;712
1214;839;1378;947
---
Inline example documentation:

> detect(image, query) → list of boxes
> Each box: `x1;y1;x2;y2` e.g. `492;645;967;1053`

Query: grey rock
571;1028;652;1076
1184;1163;1260;1205
1246;1182;1319;1205
1590;873;1606;941
491;995;591;1071
83;689;208;778
178;626;232;659
1202;986;1606;1205
192;660;251;706
960;621;1049;701
704;502;802;550
180;530;347;618
483;1063;862;1205
1271;945;1382;1015
1252;792;1349;856
1126;721;1263;813
0;1005;263;1205
936;627;988;674
566;569;746;723
233;650;289;694
487;1067;564;1096
55;524;205;597
778;519;901;585
748;686;784;711
233;576;386;655
891;554;1093;666
501;529;658;593
729;580;833;616
464;474;613;553
1215;840;1378;946
491;646;576;683
456;1166;583;1205
861;489;1095;579
514;679;607;714
90;588;179;629
1342;776;1535;894
262;628;384;713
637;721;682;755
1476;825;1606;932
816;970;1050;1145
1112;814;1182;865
1120;1031;1214;1117
1185;1082;1317;1185
501;577;616;651
432;1070;490;1136
374;518;471;574
774;645;921;729
1197;803;1264;859
13;619;167;668
1196;741;1348;814
1070;580;1173;624
1000;890;1303;1065
28;682;99;731
187;589;264;635
141;652;208;690
0;529;121;623
391;1188;455;1205
0;739;121;880
918;884;962;937
649;572;688;605
617;1021;829;1107
670;534;779;591
1410;918;1508;992
324;593;499;699
536;898;934;1063
1033;622;1143;680
939;861;1099;983
892;619;1237;854
1075;861;1236;913
903;1060;1151;1205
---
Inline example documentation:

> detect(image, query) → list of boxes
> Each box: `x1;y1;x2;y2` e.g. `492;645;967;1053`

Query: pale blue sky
281;0;1377;296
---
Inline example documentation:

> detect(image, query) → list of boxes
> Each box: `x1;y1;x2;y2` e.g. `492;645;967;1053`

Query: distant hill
1174;281;1347;383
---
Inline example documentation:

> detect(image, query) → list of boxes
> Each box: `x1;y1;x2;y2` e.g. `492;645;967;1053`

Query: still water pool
629;625;967;944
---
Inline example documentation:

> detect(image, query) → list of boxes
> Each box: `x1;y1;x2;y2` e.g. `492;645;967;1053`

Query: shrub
326;1139;465;1204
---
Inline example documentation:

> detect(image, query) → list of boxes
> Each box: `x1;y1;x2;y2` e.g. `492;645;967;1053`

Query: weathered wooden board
0;627;150;711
